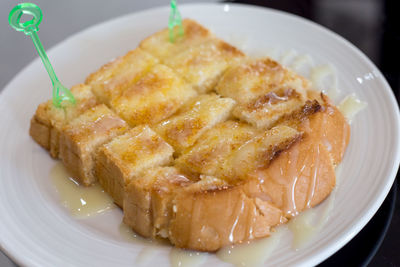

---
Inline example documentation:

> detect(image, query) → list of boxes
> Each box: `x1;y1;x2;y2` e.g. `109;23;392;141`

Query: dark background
1;0;399;266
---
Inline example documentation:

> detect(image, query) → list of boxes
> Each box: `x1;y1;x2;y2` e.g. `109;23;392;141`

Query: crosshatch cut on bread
29;18;350;252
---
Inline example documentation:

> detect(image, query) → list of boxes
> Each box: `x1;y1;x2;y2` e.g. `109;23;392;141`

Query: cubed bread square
59;104;128;185
163;38;244;93
175;120;257;177
110;64;197;126
153;94;236;154
223;125;302;181
232;87;306;129
95;125;174;207
216;58;309;104
85;48;159;105
139;19;212;61
123;167;191;238
29;84;98;158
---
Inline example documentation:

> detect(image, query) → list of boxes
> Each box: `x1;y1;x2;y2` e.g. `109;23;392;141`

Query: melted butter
170;248;208;267
50;162;115;218
338;94;367;123
217;226;284;267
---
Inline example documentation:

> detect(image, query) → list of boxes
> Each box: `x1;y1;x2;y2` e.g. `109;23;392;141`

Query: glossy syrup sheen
50;161;115;218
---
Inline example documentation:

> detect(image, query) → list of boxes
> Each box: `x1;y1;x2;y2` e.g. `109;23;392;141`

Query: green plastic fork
169;0;184;43
9;3;76;108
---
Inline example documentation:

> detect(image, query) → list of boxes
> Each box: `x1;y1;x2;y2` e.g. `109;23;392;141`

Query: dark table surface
1;1;399;266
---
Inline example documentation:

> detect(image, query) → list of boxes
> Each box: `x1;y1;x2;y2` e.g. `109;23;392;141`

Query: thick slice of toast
29;19;351;252
153;94;236;154
110;64;197;126
95;125;174;207
29;84;98;158
59;104;128;185
85;48;159;105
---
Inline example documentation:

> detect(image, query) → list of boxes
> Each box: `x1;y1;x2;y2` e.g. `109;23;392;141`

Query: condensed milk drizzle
50;161;115;218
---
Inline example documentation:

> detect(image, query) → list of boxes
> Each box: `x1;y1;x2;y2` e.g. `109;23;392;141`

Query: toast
109;64;197;126
59;104;128;185
85;48;159;105
140;19;244;93
95;125;174;207
29;19;350;252
29;84;98;158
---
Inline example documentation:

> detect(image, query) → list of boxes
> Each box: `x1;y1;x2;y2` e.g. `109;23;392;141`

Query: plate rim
0;3;399;267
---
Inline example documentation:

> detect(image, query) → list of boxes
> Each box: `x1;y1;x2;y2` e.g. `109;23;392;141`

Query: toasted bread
175;120;257;177
59;104;128;185
123;167;192;238
139;19;212;61
153;94;236;154
110;64;197;126
215;58;311;129
95;125;174;207
163;38;244;93
29;84;98;158
86;48;159;105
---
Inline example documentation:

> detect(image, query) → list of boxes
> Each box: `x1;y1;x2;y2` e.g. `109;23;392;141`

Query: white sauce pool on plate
216;226;285;267
170;248;209;267
50;161;115;218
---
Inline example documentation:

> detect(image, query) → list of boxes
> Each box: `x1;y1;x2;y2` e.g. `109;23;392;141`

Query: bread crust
122;102;349;251
169;103;348;250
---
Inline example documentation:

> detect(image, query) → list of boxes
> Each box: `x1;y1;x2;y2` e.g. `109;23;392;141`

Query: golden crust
216;58;310;104
59;104;128;185
95;125;174;206
110;64;197;126
163;38;244;93
175;120;257;177
169;178;284;251
215;58;311;129
29;84;98;158
139;19;213;61
123;167;192;237
153;94;236;154
85;48;159;105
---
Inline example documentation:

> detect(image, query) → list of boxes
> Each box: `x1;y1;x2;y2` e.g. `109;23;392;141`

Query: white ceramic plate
1;3;399;267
